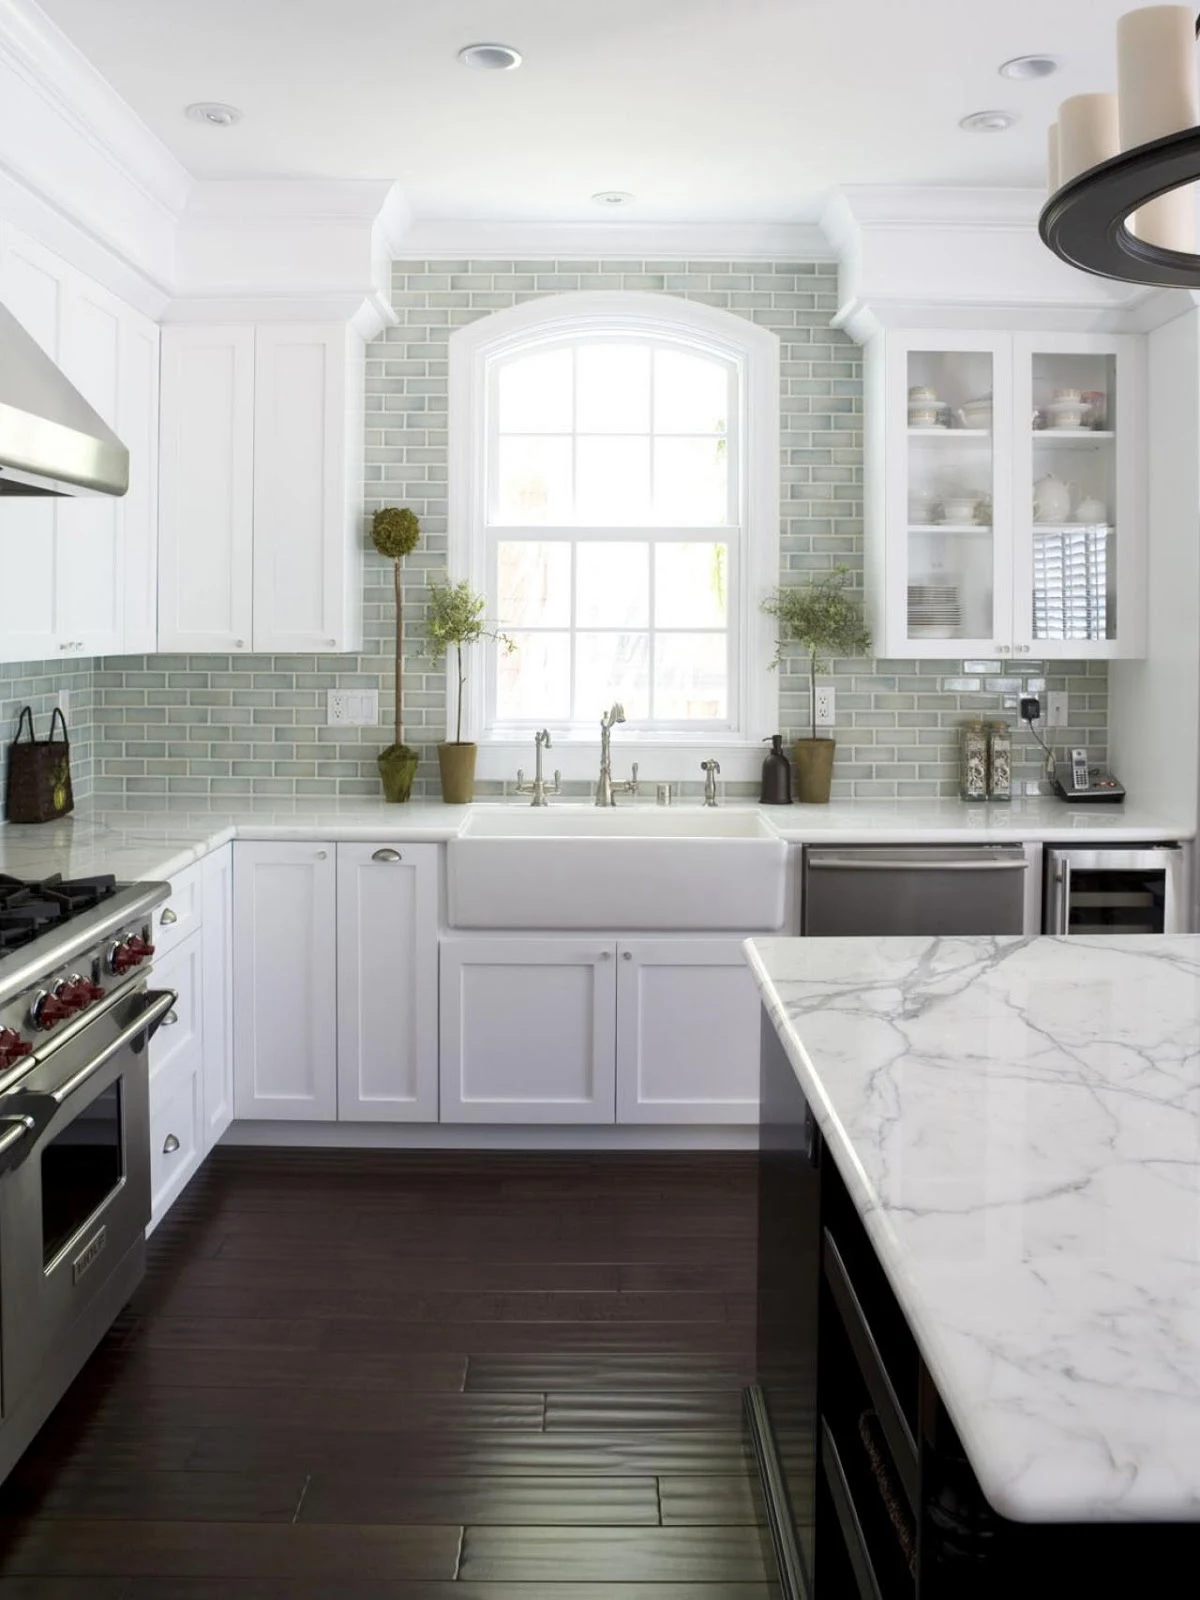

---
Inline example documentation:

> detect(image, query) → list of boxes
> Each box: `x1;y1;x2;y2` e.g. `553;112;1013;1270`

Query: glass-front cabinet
869;330;1144;659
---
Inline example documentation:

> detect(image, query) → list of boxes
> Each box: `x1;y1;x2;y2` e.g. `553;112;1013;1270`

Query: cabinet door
1012;333;1145;660
56;275;124;655
336;843;438;1122
158;325;255;653
615;938;760;1125
201;845;235;1146
440;938;617;1124
879;331;1014;659
252;324;363;653
118;312;160;653
0;229;63;662
233;842;337;1120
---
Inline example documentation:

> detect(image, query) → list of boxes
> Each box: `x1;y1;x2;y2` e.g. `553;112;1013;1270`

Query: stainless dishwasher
803;846;1029;936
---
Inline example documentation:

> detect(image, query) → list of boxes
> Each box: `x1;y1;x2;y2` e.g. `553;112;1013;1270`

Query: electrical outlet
326;689;379;727
1046;691;1068;728
814;686;836;728
55;689;69;722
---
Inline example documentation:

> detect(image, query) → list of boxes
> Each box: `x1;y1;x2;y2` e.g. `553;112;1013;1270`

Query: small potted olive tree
762;565;871;804
427;578;511;804
371;506;422;803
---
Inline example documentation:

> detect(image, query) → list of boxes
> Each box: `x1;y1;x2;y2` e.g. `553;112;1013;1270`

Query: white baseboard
220;1122;759;1152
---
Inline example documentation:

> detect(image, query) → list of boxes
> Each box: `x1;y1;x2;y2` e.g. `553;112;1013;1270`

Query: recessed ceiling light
999;54;1062;80
185;102;242;127
592;190;635;208
959;108;1019;133
457;42;522;71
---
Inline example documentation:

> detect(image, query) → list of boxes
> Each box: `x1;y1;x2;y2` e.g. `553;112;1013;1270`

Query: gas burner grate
0;874;118;955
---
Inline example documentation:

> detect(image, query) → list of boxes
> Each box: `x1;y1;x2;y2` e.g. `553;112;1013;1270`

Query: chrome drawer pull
162;1133;180;1155
161;1011;179;1028
160;908;178;926
372;848;402;863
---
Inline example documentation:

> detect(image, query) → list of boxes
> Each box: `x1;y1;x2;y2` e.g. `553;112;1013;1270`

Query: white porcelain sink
448;806;787;931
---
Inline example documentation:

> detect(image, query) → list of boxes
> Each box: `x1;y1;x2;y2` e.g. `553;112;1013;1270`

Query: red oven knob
125;936;155;963
55;977;98;1012
31;991;70;1030
108;941;137;974
0;1027;32;1065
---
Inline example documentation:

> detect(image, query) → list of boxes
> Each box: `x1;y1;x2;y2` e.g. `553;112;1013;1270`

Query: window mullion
569;540;578;722
647;544;657;721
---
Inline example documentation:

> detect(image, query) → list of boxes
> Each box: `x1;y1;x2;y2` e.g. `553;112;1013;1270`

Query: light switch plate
326;689;379;727
1047;691;1068;728
814;686;835;727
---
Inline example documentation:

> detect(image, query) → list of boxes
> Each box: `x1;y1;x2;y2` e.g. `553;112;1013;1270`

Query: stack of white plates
907;584;962;639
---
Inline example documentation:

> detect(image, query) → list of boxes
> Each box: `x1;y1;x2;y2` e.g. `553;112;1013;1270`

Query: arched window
449;293;779;780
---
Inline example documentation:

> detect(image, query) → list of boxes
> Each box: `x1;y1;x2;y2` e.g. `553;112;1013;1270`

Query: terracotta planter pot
377;743;420;804
793;738;836;804
438;742;477;804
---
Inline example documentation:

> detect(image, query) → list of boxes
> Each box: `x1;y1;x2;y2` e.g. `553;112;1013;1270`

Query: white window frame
448;292;780;784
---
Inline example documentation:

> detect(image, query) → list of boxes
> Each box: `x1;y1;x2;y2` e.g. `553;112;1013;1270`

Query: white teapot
1033;473;1073;524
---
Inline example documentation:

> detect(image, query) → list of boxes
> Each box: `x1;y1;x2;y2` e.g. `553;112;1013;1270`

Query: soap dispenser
760;735;792;805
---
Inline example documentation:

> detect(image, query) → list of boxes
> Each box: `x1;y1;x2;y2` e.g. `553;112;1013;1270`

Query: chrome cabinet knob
160;908;178;926
599;950;611;960
162;1133;180;1154
622;951;632;961
234;639;245;649
316;850;327;860
161;1011;179;1028
372;848;402;863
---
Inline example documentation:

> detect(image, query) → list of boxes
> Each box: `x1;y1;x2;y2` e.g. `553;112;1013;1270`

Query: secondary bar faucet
701;758;721;807
595;703;639;807
515;729;560;807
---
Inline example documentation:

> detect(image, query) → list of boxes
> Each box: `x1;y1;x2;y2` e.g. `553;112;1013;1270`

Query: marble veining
746;933;1200;1524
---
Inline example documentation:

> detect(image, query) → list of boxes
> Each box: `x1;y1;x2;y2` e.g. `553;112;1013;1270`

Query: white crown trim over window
447;292;781;784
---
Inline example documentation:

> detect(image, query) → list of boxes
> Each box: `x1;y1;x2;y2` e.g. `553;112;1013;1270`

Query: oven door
0;985;175;1412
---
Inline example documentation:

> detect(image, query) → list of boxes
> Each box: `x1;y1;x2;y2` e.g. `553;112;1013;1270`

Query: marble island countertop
745;932;1200;1525
0;793;1188;886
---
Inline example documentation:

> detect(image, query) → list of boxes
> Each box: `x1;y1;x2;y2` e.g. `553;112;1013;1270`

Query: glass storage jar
987;721;1013;802
959;721;988;803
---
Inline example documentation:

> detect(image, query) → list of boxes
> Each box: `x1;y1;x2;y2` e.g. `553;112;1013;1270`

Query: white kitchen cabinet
0;225;161;663
253;324;364;653
233;842;338;1120
149;1053;202;1232
440;937;618;1124
158;321;364;655
201;845;235;1147
149;931;203;1091
615;938;761;1125
158;325;255;654
336;842;438;1122
867;329;1145;660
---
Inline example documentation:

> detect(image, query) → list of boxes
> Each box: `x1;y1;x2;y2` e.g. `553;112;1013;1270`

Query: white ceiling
37;0;1143;223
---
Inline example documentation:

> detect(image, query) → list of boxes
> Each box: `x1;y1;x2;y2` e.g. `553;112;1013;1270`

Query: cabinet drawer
149;1058;201;1229
154;860;203;955
149;933;202;1087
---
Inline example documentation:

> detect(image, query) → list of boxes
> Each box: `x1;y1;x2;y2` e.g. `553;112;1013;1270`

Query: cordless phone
1054;746;1126;804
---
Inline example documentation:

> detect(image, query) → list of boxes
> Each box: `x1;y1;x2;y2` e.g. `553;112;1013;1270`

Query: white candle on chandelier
1058;93;1120;185
1117;4;1199;251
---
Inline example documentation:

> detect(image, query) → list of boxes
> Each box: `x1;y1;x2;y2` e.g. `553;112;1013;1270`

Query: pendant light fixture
1040;6;1200;286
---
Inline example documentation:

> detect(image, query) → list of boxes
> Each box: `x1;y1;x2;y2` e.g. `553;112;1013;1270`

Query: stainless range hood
0;304;129;498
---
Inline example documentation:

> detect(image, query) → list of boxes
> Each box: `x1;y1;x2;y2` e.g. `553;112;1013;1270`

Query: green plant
761;565;871;742
370;507;422;748
427;579;512;745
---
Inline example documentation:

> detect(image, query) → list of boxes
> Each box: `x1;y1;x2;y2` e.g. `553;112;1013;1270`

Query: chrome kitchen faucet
595;703;639;807
515;729;560;807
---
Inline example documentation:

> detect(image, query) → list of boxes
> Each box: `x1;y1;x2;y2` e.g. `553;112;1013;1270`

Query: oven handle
50;988;178;1106
0;1115;34;1161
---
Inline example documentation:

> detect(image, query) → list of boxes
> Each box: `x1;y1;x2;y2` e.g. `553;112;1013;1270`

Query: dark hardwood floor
0;1149;775;1597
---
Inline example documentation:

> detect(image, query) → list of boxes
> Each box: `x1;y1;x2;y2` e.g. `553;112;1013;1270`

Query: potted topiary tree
762;565;871;804
371;506;422;803
427;578;512;804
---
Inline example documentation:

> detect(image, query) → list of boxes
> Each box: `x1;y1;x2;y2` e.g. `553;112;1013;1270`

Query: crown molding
393;217;835;262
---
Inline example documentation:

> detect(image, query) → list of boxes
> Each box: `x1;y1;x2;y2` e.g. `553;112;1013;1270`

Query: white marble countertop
0;794;1188;887
745;932;1200;1525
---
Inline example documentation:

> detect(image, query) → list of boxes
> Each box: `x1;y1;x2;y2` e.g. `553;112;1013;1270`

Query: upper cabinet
158;322;365;655
0;226;159;664
867;330;1145;660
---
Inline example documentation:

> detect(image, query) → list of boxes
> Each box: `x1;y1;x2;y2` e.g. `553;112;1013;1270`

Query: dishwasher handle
806;849;1028;872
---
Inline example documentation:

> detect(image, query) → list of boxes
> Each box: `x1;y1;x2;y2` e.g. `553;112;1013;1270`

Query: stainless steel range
0;872;175;1483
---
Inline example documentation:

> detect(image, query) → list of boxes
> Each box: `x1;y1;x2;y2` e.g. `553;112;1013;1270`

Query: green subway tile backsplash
1;260;1107;810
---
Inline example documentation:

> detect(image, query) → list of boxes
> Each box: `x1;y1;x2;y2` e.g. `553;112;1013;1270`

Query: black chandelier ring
1039;12;1200;288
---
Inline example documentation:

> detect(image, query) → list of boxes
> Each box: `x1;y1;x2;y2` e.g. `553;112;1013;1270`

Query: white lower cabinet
232;842;338;1120
201;846;235;1145
336;843;439;1121
147;930;204;1233
440;938;618;1124
615;938;761;1125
